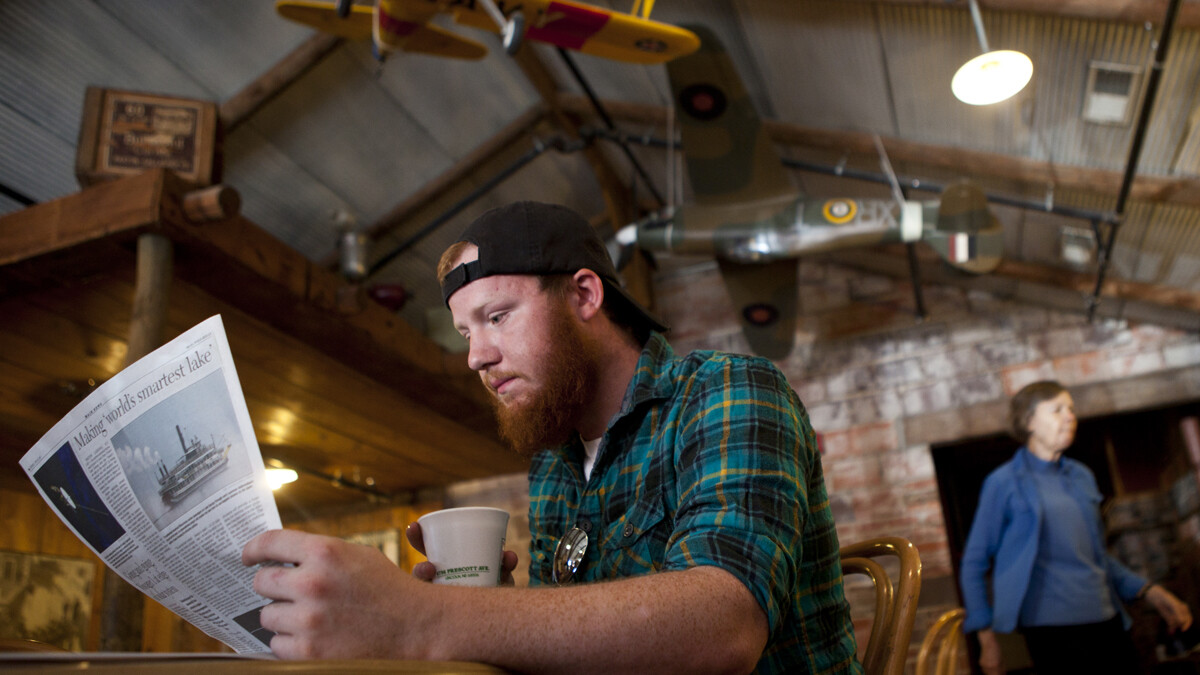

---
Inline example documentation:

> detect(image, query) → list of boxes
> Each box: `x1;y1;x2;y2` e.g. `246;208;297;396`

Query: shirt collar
1019;446;1067;474
617;331;676;417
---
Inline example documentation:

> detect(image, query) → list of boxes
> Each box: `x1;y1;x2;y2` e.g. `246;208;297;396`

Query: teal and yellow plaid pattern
527;333;861;674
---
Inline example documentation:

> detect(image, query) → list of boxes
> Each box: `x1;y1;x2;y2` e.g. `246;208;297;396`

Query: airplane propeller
476;0;525;55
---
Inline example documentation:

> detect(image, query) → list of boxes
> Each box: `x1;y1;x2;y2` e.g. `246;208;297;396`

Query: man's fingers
252;563;297;600
412;560;436;582
405;522;426;555
267;632;306;660
243;529;308;566
257;600;291;633
500;550;519;585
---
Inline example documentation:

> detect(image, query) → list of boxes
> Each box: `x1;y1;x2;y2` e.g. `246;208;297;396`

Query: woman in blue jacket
960;380;1192;674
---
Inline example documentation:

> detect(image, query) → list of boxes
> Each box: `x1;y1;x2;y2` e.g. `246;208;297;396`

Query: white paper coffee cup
417;506;510;587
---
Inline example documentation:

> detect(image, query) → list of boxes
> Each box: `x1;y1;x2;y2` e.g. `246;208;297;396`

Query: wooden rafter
357;104;547;247
219;33;343;133
823;245;1200;325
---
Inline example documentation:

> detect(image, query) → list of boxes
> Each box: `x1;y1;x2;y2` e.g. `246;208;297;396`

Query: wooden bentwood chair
915;607;966;675
839;536;923;675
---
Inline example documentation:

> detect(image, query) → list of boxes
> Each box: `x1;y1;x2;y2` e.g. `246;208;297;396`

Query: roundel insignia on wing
635;38;668;53
822;199;857;224
679;84;727;121
743;303;779;326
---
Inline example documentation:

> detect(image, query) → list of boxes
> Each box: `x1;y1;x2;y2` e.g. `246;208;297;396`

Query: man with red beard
243;202;861;674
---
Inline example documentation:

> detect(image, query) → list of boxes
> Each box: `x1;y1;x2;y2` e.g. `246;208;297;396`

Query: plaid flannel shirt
527;333;861;674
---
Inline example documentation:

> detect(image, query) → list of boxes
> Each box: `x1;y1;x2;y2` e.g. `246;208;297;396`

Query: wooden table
0;653;507;674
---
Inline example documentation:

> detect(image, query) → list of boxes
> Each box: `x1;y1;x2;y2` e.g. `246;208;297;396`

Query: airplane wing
375;0;488;59
667;24;800;359
276;0;374;41
667;24;797;206
276;0;488;60
716;258;798;360
450;0;699;65
375;18;488;59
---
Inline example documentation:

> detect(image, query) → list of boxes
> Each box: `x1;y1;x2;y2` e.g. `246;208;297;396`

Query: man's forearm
423;565;767;675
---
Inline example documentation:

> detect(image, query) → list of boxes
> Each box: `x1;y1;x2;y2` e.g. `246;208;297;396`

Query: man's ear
572;269;605;321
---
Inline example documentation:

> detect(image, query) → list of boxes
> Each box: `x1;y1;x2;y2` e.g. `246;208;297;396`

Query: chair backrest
916;608;965;675
839;536;923;675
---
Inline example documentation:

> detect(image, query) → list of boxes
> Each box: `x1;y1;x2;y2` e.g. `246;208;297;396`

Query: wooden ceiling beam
345;103;547;256
823;244;1200;320
556;93;1200;210
842;0;1200;29
219;33;343;134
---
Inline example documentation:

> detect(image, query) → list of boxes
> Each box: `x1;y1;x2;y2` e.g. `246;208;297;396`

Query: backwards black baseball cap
440;201;667;334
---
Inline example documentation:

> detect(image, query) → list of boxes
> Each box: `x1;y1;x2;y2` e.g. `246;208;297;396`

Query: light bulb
266;467;298;490
952;50;1033;105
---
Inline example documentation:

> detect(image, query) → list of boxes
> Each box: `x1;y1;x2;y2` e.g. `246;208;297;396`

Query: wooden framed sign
75;87;219;188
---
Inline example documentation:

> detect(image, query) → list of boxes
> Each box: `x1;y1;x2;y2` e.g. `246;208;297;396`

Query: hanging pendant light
952;0;1032;105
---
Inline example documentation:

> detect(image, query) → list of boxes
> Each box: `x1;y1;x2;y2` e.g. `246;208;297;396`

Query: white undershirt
582;437;601;481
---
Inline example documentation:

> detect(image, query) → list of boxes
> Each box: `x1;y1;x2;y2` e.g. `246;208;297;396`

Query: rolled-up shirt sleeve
663;356;817;632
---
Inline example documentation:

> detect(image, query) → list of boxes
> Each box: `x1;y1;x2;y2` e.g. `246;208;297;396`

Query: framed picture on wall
0;551;95;650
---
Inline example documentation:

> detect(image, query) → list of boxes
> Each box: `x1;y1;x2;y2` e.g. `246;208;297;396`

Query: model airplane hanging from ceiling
275;0;700;64
616;25;1004;359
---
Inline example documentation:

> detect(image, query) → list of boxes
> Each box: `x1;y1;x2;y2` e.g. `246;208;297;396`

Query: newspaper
20;315;279;654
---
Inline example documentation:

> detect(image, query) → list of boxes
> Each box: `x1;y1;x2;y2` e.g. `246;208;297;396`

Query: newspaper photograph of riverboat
112;369;254;530
156;424;231;503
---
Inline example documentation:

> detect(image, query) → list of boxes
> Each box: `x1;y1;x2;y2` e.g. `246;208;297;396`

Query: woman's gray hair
1008;380;1069;443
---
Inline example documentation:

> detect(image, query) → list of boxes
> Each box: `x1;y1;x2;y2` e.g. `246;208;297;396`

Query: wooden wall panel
1;487;104;649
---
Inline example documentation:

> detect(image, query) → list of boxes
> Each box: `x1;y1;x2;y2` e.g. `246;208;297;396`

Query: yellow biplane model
275;0;699;64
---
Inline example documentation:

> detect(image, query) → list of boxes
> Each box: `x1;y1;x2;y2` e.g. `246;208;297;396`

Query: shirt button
623;524;635;538
578;520;592;533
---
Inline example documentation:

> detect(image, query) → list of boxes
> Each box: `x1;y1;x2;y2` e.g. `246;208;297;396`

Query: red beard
491;302;598;455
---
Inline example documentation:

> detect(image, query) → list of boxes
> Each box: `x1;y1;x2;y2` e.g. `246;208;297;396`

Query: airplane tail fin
926;180;1004;274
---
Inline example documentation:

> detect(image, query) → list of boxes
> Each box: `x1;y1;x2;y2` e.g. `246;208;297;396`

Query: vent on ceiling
1060;225;1096;268
1083;61;1142;126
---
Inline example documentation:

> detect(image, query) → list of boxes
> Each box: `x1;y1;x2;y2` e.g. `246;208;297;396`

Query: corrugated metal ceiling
2;0;1199;337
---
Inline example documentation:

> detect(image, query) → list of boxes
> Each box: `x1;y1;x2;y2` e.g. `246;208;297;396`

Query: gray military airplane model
616;25;1004;359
